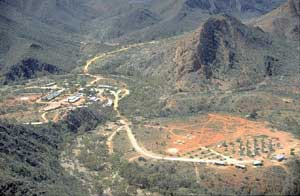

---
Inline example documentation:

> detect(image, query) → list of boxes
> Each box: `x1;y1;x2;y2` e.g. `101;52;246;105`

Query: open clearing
140;114;300;164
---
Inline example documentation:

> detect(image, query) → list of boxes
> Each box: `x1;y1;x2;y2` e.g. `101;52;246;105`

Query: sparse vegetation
0;1;299;196
0;105;116;195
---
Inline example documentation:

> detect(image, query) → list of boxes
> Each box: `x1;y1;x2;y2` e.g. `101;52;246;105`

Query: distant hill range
0;0;287;73
83;0;287;43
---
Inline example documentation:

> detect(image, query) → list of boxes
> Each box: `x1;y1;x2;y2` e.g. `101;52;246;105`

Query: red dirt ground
154;114;299;157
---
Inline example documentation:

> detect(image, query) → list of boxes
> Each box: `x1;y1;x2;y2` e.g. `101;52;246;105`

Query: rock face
174;14;270;85
3;58;62;84
253;0;300;40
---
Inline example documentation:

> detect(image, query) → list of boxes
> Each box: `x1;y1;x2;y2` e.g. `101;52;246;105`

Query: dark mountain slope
2;58;62;85
1;0;94;32
82;0;286;43
0;1;82;71
0;106;115;195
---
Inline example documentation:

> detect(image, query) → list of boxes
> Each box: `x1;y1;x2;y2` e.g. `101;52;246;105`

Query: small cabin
45;82;56;87
68;96;80;103
235;164;246;169
89;96;99;102
253;160;263;166
214;161;227;166
42;90;63;101
275;154;285;161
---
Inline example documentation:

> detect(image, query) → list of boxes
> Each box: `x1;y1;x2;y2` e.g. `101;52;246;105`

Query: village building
98;84;113;89
42;90;64;101
88;96;99;102
103;99;113;107
275;154;285;161
253;160;263;166
68;96;81;103
235;164;246;169
214;161;227;166
45;82;56;87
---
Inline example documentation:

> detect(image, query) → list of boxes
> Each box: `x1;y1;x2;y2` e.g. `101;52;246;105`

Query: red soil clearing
163;114;299;155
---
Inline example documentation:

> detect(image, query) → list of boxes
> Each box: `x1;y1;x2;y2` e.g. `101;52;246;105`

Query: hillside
0;0;84;71
1;0;94;32
0;106;116;195
84;0;286;43
174;14;278;90
252;0;300;40
2;58;63;85
94;14;299;91
0;0;286;71
1;1;299;196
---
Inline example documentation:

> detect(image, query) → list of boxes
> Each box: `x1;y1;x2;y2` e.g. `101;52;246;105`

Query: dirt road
81;42;254;165
121;115;252;164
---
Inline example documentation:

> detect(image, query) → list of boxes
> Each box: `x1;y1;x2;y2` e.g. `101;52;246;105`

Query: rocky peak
175;14;269;80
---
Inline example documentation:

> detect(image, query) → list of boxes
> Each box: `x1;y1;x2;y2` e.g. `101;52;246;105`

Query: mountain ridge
252;0;300;40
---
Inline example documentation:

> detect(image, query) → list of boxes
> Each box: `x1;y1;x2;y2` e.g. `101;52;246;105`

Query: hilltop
173;14;299;90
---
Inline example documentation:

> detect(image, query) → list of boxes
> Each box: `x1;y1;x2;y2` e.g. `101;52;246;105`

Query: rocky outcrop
175;14;270;81
3;58;62;84
264;55;280;77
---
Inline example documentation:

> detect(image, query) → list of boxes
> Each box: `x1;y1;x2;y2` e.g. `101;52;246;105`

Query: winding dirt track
29;40;252;165
82;42;255;165
120;115;252;164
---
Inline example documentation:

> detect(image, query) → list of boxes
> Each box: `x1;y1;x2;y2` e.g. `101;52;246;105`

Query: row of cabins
214;155;285;170
236;160;263;169
214;160;264;169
